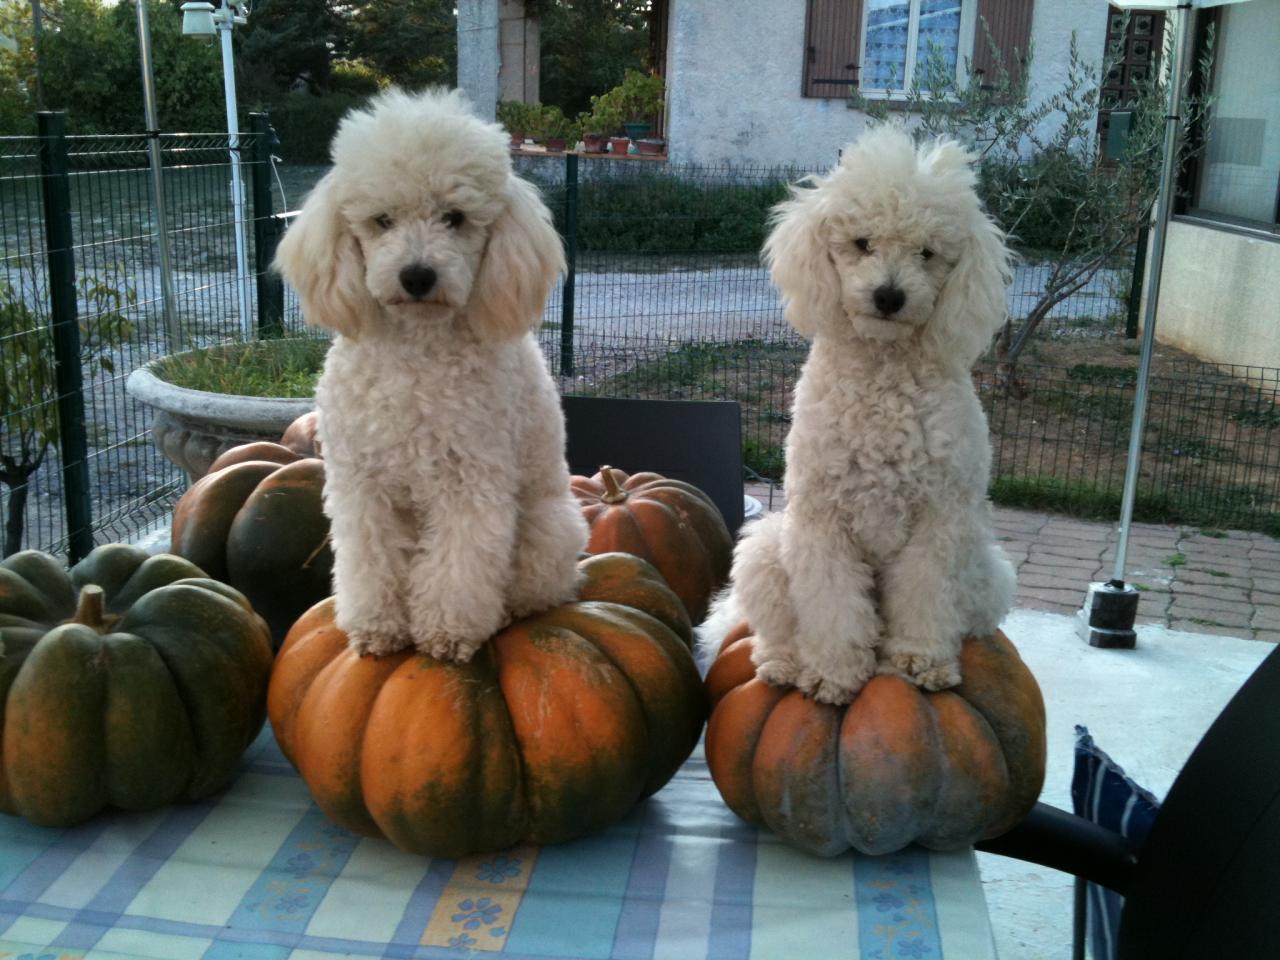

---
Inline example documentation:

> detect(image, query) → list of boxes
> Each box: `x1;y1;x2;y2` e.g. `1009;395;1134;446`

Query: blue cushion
1071;725;1161;960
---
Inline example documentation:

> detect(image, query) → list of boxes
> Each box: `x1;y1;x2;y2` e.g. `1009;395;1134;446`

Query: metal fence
0;115;291;559
4;133;1279;561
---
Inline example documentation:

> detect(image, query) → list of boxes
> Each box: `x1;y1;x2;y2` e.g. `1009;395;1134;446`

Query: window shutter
972;0;1034;87
803;0;865;98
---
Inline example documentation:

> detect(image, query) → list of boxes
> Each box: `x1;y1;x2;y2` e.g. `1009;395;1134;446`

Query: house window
862;0;965;93
1184;1;1280;232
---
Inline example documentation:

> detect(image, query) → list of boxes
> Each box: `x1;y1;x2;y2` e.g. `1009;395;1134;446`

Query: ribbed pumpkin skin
571;468;732;624
0;545;274;827
704;624;1046;856
171;440;331;645
268;552;706;858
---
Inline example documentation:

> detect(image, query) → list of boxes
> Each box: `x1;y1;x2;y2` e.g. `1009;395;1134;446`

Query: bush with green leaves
264;92;369;165
1;273;133;556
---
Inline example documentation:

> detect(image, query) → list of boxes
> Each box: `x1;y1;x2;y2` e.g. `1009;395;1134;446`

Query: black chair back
1118;643;1280;957
561;396;745;536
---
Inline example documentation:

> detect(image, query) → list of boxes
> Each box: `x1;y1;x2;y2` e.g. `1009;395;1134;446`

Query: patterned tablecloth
0;731;996;960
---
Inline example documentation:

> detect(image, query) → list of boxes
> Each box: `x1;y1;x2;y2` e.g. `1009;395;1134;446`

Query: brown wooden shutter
803;0;865;98
972;0;1034;88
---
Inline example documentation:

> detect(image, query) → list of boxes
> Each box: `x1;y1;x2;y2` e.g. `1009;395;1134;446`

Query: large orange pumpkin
704;623;1046;856
171;439;329;645
571;466;732;623
268;552;707;858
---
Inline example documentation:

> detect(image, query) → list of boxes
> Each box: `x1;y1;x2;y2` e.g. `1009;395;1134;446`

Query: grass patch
1197;529;1228;539
1066;364;1137;387
1166;553;1187;567
1207;570;1231;578
153;337;328;398
1231;406;1280;429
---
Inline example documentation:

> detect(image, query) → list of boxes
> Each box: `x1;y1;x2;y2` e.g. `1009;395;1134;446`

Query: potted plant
126;337;326;480
497;100;532;149
536;105;577;153
614;69;665;142
583;94;624;154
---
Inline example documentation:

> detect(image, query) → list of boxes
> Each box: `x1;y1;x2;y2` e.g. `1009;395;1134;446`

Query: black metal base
1078;580;1140;648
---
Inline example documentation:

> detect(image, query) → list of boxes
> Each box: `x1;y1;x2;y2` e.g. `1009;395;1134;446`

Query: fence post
1126;225;1149;340
560;152;578;377
249;113;284;339
37;112;93;562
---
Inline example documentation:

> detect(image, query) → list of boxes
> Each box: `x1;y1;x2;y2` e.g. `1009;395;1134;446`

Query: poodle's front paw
416;630;487;664
880;652;962;691
754;655;800;688
796;646;877;705
347;629;411;658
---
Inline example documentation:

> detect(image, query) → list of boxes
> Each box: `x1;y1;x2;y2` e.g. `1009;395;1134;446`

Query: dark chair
561;396;745;536
976;644;1280;959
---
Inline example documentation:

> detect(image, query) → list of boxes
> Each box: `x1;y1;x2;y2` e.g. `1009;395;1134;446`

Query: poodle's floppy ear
467;176;565;343
763;180;841;340
273;172;377;339
927;205;1012;370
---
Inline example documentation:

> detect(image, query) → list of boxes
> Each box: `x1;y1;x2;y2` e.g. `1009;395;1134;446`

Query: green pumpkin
0;544;274;827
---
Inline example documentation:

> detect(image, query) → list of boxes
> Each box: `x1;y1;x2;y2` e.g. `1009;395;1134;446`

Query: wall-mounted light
179;2;215;37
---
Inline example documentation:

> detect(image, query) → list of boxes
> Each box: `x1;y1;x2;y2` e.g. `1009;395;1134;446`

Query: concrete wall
663;0;1111;169
499;0;540;105
1152;221;1280;370
457;0;500;120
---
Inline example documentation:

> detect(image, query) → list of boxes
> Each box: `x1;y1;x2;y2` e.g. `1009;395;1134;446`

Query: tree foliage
539;0;651;117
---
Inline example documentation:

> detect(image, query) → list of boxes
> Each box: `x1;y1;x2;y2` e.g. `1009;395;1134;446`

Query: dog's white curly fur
273;88;587;661
706;126;1016;704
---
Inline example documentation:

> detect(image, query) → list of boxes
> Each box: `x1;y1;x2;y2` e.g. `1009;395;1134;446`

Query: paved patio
746;482;1280;644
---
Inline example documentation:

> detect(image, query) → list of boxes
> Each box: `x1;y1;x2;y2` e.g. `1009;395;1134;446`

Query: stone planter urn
127;359;316;481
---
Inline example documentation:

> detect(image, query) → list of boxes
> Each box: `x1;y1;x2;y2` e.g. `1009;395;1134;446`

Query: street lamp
181;0;252;341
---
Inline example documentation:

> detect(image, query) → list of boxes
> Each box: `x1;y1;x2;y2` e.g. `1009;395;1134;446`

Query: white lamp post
181;0;252;341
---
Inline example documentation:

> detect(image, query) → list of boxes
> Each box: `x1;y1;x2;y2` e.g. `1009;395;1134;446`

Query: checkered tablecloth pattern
0;730;995;960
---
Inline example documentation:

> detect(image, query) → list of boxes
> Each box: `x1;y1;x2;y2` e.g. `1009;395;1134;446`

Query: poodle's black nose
399;264;437;299
873;284;906;316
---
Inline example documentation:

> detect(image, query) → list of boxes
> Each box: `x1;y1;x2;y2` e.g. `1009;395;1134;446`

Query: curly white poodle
274;88;587;661
711;125;1016;705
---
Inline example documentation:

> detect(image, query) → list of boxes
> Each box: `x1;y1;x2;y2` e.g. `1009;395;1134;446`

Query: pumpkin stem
598;465;627;504
73;585;107;629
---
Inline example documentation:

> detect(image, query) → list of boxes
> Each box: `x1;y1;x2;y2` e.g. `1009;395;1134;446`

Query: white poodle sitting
717;126;1016;705
274;88;588;661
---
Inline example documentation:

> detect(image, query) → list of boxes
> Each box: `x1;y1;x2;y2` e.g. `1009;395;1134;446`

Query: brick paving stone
1175;566;1249;586
1030;541;1108;563
1250;538;1280;556
1180;557;1254;577
1248;555;1280;576
1018;560;1096;579
1170;619;1251;638
1041;520;1112;541
1019;571;1093;591
1018;586;1087;607
1253;629;1280;644
1252;607;1280;631
1252;587;1280;608
1017;597;1080;617
1178;544;1255;565
1168;580;1251;604
1167;599;1253;628
991;511;1051;534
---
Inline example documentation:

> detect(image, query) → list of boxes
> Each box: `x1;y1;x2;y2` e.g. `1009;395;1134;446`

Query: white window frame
858;0;978;100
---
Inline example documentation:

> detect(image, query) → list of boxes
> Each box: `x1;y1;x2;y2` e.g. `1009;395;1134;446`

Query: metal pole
249;112;284;339
135;0;183;352
1111;2;1193;585
30;0;46;110
560;151;578;377
38;112;94;562
218;10;253;341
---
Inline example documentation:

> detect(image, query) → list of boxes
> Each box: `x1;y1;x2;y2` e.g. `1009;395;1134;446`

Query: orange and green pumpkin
0;544;273;827
268;552;707;858
171;440;330;645
571;466;732;624
704;623;1046;856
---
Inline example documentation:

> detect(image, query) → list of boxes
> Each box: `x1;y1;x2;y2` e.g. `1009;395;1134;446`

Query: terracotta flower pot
635;138;666;156
582;133;609;154
544;137;567;153
609;136;631;155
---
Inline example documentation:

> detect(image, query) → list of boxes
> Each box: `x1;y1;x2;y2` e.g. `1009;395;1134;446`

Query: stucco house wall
663;0;1112;169
1150;222;1280;370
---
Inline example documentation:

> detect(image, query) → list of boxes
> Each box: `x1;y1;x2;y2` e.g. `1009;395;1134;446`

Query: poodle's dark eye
373;214;394;230
921;247;935;261
444;210;465;229
854;238;871;253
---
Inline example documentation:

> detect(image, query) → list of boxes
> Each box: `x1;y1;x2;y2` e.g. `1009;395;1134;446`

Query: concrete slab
981;609;1273;960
